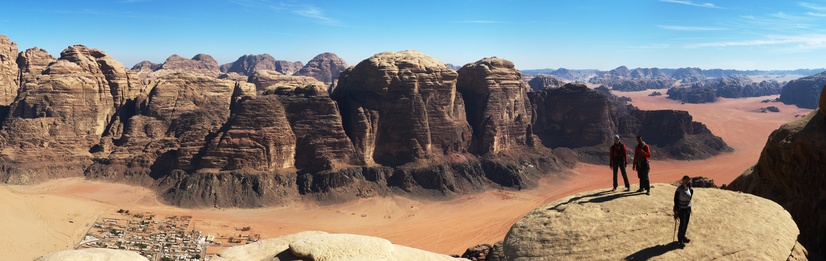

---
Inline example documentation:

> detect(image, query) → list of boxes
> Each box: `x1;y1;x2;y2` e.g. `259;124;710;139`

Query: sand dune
0;93;811;260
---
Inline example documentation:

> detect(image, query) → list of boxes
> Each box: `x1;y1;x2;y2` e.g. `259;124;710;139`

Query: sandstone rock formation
505;185;805;260
457;57;534;154
728;85;826;258
530;83;731;163
249;70;321;94
332;50;471;166
219;54;304;76
137;54;222;79
526;74;564;91
668;75;783;103
212;231;465;261
36;248;149;261
779;71;826;109
294;52;348;87
0;35;18;106
589;66;676;91
461;242;505;261
671;67;706;83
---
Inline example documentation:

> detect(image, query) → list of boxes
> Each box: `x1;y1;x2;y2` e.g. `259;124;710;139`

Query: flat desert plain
0;92;812;260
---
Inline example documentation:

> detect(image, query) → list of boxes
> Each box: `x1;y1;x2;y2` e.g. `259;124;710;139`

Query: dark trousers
612;163;630;189
677;207;691;242
637;170;650;191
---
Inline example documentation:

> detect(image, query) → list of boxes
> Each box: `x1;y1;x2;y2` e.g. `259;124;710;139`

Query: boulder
332;50;471;166
212;231;466;261
294;52;348;86
0;34;19;106
505;185;805;260
728;86;826;258
457;57;535;154
36;248;148;261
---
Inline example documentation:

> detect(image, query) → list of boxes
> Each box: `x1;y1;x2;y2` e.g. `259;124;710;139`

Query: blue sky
3;0;826;70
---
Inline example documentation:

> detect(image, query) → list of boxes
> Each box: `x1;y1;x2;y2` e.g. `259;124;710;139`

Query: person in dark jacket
609;135;630;191
674;175;693;248
632;135;651;194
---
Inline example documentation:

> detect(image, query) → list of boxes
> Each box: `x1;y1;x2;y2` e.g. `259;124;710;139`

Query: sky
3;0;826;71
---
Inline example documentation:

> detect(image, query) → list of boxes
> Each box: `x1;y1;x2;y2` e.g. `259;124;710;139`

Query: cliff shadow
624;241;680;260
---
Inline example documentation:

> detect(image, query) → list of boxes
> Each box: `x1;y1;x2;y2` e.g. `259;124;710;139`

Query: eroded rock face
526;74;564;91
780;71;826;109
220;54;304;76
249;70;321;94
332;50;471;166
457;57;534;154
505;186;805;260
0;45;132;184
0;35;18;106
294;52;348;86
530;84;614;148
728;88;826;257
212;231;465;261
144;54;222;78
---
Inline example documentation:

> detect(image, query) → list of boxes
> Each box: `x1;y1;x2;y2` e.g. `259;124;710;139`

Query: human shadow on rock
624;241;681;260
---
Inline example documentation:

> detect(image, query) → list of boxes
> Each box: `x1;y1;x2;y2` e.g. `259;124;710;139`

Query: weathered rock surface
780;71;826;109
457;57;534;154
36;248;149;261
249;70;321;94
139;54;221;79
530;83;731;163
332;50;471;166
294;52;348;87
461;242;505;261
219;54;304;76
668;75;784;103
671;67;706;83
0;35;19;106
212;231;466;261
589;66;676;91
728;86;826;258
526;74;564;91
17;47;57;85
505;185;805;260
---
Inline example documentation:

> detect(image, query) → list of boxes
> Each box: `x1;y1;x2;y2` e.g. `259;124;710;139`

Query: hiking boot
646;190;650;195
636;188;644;192
683;238;691;243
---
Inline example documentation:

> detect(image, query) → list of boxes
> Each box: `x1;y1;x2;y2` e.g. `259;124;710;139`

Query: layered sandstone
294;52;348;86
457;57;534;154
530;84;615;148
505;186;805;260
0;35;18;106
332;50;471;166
728;86;826;258
249;70;320;94
526;74;564;91
220;54;303;76
0;45;134;184
139;54;222;79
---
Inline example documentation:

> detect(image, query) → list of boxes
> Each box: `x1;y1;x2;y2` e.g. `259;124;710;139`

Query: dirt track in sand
0;92;812;260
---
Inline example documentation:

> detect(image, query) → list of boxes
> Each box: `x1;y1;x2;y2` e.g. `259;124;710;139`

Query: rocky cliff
219;54;304;76
526;74;564;91
779;71;826;109
530;83;731;163
728;85;826;259
668;75;784;103
294;52;348;87
0;35;18;106
588;66;676;91
135;54;222;79
505;186;808;260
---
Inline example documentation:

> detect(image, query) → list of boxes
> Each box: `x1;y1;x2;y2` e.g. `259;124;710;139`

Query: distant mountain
779;71;826;109
666;74;784;103
219;54;303;76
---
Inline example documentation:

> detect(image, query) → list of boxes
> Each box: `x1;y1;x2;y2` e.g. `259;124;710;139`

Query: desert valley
0;32;824;260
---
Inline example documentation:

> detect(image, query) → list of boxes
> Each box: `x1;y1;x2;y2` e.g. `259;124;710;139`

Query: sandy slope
0;93;811;260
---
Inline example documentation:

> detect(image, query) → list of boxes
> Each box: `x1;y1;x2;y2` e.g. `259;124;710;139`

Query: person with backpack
609;135;630;191
632;135;651;195
674;175;694;248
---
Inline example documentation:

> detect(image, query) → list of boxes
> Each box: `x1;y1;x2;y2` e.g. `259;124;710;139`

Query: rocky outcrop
667;75;784;104
219;54;303;76
457;57;534;154
779;71;826;109
212;231;466;261
332;50;471;166
0;45;137;184
138;54;221;79
666;84;717;103
505;186;805;260
130;60;161;71
728;86;826;258
36;248;149;261
530;83;731;163
589;66;676;91
461;242;505;261
671;67;706;83
294;52;348;87
526;74;564;91
0;35;18;106
248;70;321;94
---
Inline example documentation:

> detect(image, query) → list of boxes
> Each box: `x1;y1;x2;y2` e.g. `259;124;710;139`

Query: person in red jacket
609;135;630;191
632;135;651;195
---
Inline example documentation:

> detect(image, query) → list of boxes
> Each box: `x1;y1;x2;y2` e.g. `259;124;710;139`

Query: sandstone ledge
504;184;804;260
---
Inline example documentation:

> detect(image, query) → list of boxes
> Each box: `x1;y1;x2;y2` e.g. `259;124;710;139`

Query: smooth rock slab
35;248;149;261
504;184;802;260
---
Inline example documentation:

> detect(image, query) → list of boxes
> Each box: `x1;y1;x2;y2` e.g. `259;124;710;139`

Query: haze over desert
0;91;811;260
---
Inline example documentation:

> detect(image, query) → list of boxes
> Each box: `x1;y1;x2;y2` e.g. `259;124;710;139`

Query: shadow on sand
624;241;681;260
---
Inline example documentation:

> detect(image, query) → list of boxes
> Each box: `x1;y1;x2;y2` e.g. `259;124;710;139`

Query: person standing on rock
674;175;693;248
609;135;630;191
632;135;651;195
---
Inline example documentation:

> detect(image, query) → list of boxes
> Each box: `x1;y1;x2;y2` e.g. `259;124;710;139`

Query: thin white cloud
686;34;826;50
658;25;727;31
659;0;721;9
229;0;341;26
799;2;826;11
806;12;826;17
450;20;505;24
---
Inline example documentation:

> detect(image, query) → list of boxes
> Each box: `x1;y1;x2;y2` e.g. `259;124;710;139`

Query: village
76;210;260;261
